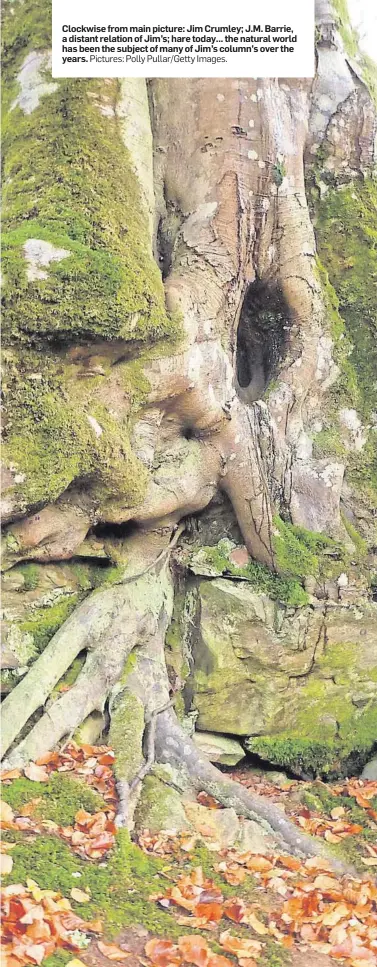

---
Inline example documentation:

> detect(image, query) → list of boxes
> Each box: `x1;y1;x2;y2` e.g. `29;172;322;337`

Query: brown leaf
178;935;210;966
245;856;273;873
145;938;181;967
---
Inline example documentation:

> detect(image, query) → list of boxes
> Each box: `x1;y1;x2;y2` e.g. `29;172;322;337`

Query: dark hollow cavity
236;278;290;401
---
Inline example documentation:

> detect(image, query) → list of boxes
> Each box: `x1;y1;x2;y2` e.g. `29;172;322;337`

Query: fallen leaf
244;913;268;936
70;888;91;903
178;934;210;966
0;800;14;823
145;938;181;966
245;856;273;873
24;763;49;783
0;853;13;874
97;941;130;960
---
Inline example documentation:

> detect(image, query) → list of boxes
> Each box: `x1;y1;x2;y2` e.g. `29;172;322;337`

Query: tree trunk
1;0;376;854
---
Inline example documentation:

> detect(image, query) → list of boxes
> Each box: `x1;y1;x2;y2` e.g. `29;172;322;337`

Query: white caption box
52;0;315;78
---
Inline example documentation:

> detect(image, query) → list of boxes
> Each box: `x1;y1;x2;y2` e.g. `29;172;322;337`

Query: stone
23;239;70;282
75;711;105;747
290;461;344;535
236;819;276;853
134;774;188;833
186;579;377;772
193;731;245;766
184;802;240;849
361;756;377;780
188;579;324;735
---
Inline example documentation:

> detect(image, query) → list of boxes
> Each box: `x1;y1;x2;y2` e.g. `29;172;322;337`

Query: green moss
18;594;81;654
190;539;309;607
273;517;347;582
1;772;104;824
109;691;145;783
16;562;40;590
312;179;377;509
248;681;377;777
312;428;347;461
341;513;368;558
247;735;337;777
5;829;193;939
1;0;176;348
2;359;150;507
331;0;358;58
315;180;377;420
50;654;86;699
1;0;182;509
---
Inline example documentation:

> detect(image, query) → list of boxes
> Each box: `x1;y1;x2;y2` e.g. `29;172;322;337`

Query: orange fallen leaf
145;938;181;966
178;935;210;966
245;856;273;873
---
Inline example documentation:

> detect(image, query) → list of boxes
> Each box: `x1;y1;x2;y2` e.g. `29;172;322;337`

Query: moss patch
189;539;310;607
247;696;377;778
4;829;196;939
2;0;174;347
273;517;348;583
1;772;104;825
18;594;81;654
312;179;377;511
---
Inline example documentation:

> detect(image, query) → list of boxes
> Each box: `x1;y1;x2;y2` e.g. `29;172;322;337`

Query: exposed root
154;708;353;873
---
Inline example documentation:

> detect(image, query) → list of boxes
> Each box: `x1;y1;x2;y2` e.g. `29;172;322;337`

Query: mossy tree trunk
1;0;376;849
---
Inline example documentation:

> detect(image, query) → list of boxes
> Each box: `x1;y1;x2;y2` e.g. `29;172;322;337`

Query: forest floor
1;744;377;967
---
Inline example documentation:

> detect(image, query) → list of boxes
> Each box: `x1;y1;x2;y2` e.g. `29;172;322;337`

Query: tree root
154;708;353;873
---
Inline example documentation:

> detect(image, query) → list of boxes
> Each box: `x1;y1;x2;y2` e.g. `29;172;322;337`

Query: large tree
1;0;376;851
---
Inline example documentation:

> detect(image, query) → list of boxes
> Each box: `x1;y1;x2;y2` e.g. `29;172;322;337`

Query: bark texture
1;0;377;845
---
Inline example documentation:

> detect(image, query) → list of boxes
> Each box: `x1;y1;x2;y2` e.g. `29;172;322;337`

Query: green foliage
2;773;104;825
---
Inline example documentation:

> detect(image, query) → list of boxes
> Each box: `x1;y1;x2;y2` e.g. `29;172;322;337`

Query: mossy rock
134;774;189;833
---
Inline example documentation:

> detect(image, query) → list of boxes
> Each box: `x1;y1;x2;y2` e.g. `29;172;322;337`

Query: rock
186;579;377;774
361;756;377;780
75;711;105;747
290;461;344;535
236;819;275;853
184;803;276;852
188;579;324;735
134;775;188;833
193;731;245;766
184;802;240;849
